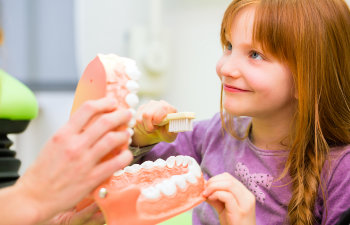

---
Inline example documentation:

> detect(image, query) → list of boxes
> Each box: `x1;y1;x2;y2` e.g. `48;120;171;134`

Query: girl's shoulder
324;145;350;185
329;145;350;165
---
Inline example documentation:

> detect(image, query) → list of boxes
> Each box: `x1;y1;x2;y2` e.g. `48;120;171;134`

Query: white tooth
156;180;176;196
190;164;202;178
124;164;141;173
129;108;136;117
127;128;134;136
125;93;139;108
124;62;141;80
166;156;176;168
171;175;188;190
113;169;124;176
184;173;197;184
141;161;154;169
154;158;166;167
175;155;184;166
141;186;160;199
128;118;136;128
126;80;140;93
182;157;190;166
187;157;195;166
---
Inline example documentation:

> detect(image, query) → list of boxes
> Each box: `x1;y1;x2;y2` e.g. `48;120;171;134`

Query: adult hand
14;97;133;223
203;172;256;225
45;203;104;225
132;100;178;147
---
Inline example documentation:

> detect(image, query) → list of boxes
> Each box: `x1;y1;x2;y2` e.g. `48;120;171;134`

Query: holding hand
132;100;178;147
203;173;256;225
46;203;104;225
12;97;133;224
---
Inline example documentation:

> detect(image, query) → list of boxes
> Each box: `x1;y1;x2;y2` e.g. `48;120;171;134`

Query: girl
131;0;350;224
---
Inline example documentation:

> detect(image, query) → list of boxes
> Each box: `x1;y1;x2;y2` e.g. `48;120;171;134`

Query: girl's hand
15;97;133;223
203;173;256;225
132;100;178;147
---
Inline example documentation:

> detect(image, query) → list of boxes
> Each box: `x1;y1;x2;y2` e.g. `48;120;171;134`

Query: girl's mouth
223;84;250;93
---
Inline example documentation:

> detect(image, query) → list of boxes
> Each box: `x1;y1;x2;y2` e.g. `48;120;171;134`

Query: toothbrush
158;112;196;133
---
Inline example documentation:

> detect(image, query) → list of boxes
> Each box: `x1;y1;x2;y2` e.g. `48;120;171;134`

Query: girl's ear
294;89;299;99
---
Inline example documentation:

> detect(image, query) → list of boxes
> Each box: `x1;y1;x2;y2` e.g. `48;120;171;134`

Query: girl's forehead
226;6;256;43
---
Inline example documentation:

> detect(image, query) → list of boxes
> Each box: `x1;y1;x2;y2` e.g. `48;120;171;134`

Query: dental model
95;155;205;225
71;53;140;210
70;54;205;224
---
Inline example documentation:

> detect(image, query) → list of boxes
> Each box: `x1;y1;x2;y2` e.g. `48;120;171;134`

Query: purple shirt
140;113;350;225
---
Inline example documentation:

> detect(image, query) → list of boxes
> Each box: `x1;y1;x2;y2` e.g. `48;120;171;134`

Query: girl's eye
250;50;263;60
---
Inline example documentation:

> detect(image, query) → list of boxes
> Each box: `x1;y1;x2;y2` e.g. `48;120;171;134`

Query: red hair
220;0;350;224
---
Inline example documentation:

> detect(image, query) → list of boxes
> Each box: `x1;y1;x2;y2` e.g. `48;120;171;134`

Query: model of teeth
95;155;205;225
70;54;205;224
70;53;141;210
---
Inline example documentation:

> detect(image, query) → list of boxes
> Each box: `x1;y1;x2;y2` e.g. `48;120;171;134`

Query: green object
105;211;192;225
0;69;38;120
158;211;192;225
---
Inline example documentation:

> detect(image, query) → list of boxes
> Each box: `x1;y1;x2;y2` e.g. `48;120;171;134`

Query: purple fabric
140;113;350;225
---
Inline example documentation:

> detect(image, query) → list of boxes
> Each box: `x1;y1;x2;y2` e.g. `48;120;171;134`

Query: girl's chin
223;103;247;116
223;109;246;117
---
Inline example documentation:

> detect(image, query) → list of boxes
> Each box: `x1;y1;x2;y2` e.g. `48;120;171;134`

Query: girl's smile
216;5;296;120
223;83;251;93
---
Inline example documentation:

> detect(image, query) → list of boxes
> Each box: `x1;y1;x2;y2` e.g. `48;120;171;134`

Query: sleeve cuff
129;144;157;164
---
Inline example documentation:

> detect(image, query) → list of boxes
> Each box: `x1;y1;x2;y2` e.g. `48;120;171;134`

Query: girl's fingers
68;98;118;133
204;173;255;211
136;100;177;132
88;149;133;186
207;190;238;215
89;130;130;164
81;109;131;147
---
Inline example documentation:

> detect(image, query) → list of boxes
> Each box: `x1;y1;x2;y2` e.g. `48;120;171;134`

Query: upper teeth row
113;156;202;199
122;60;141;143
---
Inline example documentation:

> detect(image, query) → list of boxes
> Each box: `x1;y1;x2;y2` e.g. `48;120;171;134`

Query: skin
0;97;133;225
132;5;297;225
217;6;297;151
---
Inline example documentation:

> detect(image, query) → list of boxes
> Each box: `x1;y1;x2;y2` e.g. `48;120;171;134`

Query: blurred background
1;0;350;175
0;0;230;174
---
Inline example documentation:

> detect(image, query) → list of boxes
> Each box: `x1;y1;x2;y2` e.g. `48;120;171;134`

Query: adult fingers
88;130;130;164
81;109;131;147
70;203;104;225
87;149;133;186
68;98;118;133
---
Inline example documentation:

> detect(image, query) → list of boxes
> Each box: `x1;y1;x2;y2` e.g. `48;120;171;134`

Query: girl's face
216;6;297;119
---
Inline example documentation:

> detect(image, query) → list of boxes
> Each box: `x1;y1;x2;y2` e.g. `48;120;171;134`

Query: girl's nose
216;55;241;79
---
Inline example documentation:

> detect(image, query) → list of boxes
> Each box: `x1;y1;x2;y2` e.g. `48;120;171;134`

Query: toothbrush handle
158;117;169;126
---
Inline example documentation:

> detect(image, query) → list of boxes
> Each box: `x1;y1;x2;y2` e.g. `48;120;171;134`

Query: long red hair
220;0;350;224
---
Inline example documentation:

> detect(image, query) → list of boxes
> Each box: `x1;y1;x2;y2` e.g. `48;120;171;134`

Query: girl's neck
250;110;296;151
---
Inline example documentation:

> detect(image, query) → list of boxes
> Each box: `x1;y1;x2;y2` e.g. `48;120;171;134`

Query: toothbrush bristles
168;118;194;133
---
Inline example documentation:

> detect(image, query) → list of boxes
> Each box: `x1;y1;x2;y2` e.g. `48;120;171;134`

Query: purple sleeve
139;117;215;163
315;150;350;224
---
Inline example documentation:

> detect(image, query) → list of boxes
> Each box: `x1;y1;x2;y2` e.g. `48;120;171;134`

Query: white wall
74;0;229;120
9;0;349;174
5;0;230;174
